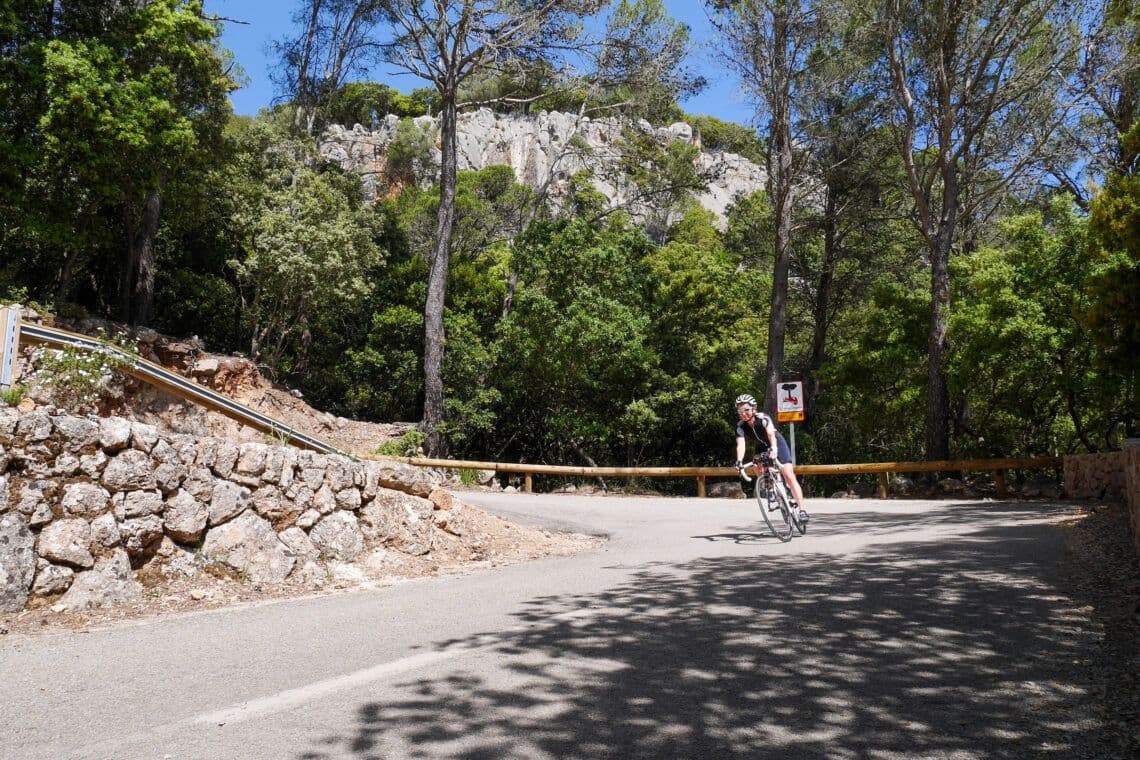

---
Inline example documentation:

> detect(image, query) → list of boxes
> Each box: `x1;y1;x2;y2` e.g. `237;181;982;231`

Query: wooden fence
368;455;1063;498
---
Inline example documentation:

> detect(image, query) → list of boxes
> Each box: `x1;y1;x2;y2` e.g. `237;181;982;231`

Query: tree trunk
924;24;959;464
421;93;458;457
293;0;323;136
806;187;837;424
925;232;952;462
129;189;163;326
925;162;956;461
763;3;793;418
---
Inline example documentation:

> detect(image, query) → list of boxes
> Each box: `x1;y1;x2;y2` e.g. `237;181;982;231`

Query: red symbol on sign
782;387;798;406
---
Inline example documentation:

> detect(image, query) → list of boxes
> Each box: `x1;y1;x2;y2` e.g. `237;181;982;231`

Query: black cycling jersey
736;412;793;465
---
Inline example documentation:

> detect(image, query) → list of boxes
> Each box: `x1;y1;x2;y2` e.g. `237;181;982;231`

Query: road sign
776;380;804;423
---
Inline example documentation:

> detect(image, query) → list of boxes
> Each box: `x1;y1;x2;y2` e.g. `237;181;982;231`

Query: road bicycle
739;452;806;542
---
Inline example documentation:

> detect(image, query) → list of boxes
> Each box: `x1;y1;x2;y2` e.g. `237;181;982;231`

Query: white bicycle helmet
734;393;757;408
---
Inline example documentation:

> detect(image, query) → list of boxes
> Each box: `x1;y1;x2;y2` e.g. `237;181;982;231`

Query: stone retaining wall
1064;443;1140;555
0;408;447;612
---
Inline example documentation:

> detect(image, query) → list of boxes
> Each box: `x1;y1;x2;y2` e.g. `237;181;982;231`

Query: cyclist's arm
760;417;780;459
735;435;746;466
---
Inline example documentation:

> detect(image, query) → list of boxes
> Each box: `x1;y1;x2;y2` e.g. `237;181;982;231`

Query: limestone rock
98;417;132;452
61;483;112;517
363;459;437;499
57;549;142;611
16;411;52;442
309;511;365;561
235;442;267;478
296;509;320;529
163;489;208;543
38;518;94;569
428;488;456;511
118;515;164;561
201;511;295;583
156;536;201;578
154;462;186;495
14;479;50;516
209;480;250;526
0;513;36;611
53;416;99;451
211;441;239;479
359;490;433;556
79;450;108;478
321;109;769;227
32;559;74;596
91;512;121;548
101;449;156;492
129;422;160;454
111;489;164;520
279;526;320;563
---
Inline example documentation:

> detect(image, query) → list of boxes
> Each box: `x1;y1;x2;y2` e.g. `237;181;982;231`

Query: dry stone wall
0;407;448;613
1064;443;1140;555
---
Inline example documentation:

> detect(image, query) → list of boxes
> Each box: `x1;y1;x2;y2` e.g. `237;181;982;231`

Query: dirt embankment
17;313;415;456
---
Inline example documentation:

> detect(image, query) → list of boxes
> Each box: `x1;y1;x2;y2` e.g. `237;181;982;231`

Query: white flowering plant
30;330;137;412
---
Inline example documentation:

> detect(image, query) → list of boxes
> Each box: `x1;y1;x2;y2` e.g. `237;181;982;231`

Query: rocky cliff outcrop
320;109;767;224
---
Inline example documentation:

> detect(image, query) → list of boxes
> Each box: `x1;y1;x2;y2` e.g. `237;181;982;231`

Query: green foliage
1083;120;1140;433
384;118;437;186
374;429;426;458
29;331;137;412
684;113;765;164
950;200;1116;454
326;82;436;127
262;429;292;447
227;119;384;371
0;386;28;407
821;279;930;462
0;0;235;315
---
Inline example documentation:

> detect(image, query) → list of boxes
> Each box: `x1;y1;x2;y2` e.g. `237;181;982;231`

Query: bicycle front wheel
757;479;794;542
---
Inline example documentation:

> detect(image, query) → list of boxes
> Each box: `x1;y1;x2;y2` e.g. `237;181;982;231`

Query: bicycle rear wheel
757;478;793;542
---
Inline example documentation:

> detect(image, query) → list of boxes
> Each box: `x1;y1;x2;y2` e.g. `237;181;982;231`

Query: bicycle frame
739;453;801;541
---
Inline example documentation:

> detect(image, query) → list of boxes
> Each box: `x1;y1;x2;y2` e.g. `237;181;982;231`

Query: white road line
184;646;474;727
184;606;609;728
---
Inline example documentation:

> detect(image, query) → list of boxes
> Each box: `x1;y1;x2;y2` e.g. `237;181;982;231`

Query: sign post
0;304;20;391
775;380;805;463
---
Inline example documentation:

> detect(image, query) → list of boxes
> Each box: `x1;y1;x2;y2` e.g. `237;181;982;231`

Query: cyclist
733;393;809;523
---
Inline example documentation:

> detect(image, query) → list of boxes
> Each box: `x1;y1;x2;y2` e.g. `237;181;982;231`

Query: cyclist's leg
778;462;809;524
778;461;805;505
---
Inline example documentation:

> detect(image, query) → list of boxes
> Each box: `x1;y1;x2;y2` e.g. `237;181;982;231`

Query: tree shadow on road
300;501;1120;759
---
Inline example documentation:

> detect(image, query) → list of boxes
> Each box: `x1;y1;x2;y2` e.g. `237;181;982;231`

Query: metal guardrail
15;321;347;456
374;455;1064;498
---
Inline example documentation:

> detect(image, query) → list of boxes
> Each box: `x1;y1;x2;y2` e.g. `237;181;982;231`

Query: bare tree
370;0;697;456
1044;0;1139;206
708;0;819;418
271;0;379;137
875;0;1083;460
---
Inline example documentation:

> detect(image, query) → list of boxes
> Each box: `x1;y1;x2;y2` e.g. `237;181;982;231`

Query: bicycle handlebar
737;452;776;483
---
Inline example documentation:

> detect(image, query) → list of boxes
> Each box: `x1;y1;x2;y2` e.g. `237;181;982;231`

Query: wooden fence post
696;475;706;498
878;472;889;499
994;470;1007;499
524;473;533;494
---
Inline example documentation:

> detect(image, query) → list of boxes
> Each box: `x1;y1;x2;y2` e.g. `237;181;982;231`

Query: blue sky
206;0;755;126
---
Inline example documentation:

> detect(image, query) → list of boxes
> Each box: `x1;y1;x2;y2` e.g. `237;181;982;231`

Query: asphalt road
0;494;1108;759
